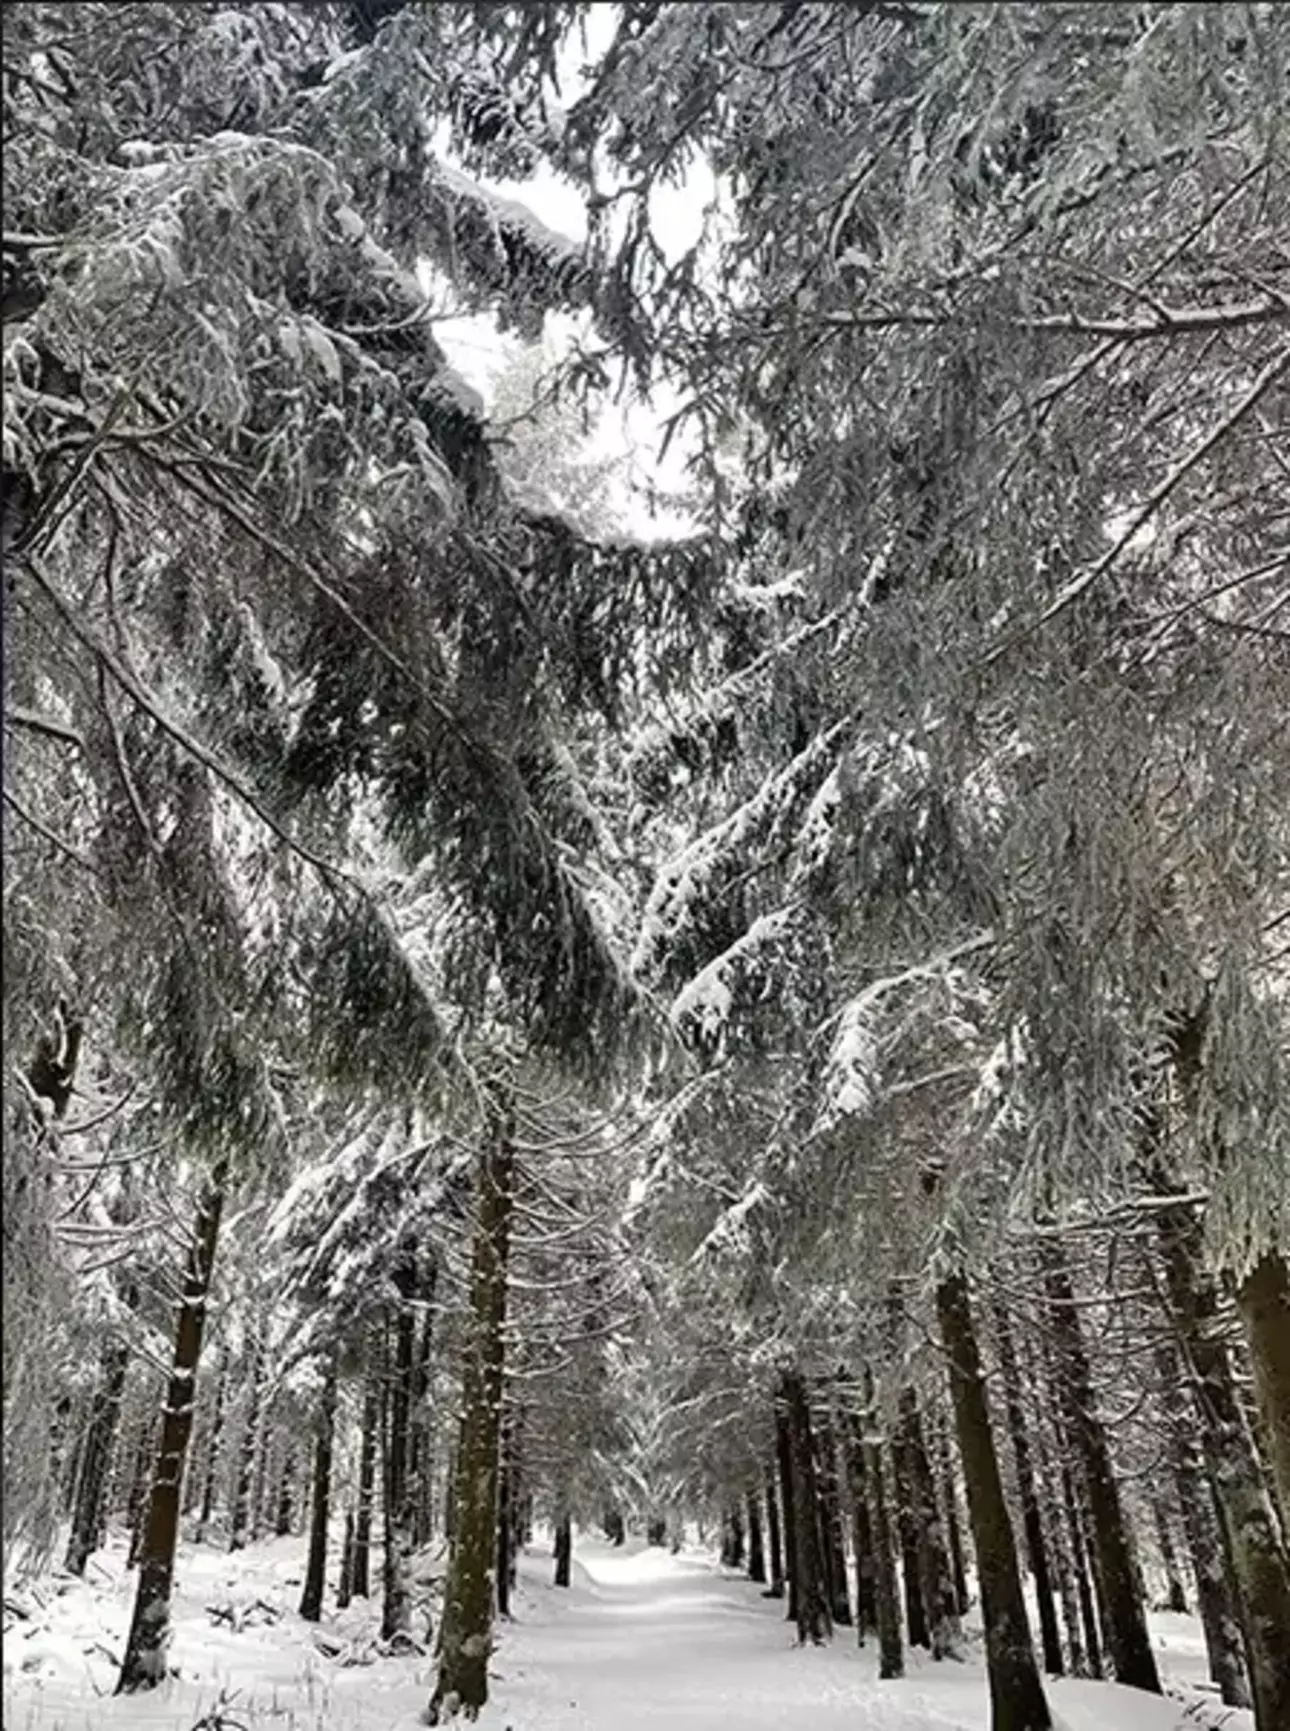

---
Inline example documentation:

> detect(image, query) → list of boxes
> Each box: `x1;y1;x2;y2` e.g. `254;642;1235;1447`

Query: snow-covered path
3;1529;1254;1731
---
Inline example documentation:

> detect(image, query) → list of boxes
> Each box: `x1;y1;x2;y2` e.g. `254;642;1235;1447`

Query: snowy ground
3;1528;1253;1731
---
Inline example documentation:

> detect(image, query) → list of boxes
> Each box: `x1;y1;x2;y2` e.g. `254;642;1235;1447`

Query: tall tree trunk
993;1302;1063;1675
774;1397;798;1625
126;1414;155;1567
275;1443;298;1537
65;1340;130;1576
763;1462;785;1598
496;1413;515;1616
1044;1251;1160;1693
900;1384;962;1659
299;1353;338;1622
1060;1457;1104;1679
1165;1337;1251;1710
1236;1252;1290;1532
228;1315;265;1554
337;1508;356;1610
352;1371;378;1599
781;1368;832;1645
553;1509;572;1588
721;1499;746;1568
409;1262;438;1552
937;1270;1051;1731
816;1411;853;1625
196;1347;226;1542
382;1277;417;1641
1158;1197;1290;1731
1151;1493;1188;1614
844;1410;879;1640
936;1418;970;1617
116;1164;226;1694
860;1371;903;1678
746;1486;767;1584
428;1105;515;1724
894;1425;930;1650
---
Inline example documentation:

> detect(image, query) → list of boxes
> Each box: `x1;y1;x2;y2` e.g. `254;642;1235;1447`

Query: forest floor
3;1528;1253;1731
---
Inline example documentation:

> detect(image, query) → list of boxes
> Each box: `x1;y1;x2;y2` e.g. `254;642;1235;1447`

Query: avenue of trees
3;5;1287;1728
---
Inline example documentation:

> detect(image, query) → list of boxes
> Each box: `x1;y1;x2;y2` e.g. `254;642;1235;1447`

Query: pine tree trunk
275;1443;298;1537
1164;1337;1252;1712
382;1285;416;1641
775;1397;798;1625
844;1409;879;1640
409;1264;437;1552
1235;1252;1290;1532
993;1303;1063;1674
1059;1457;1104;1679
894;1427;930;1650
428;1107;514;1723
1151;1494;1188;1613
126;1416;155;1567
937;1270;1051;1731
228;1317;265;1554
352;1372;378;1599
553;1510;572;1588
746;1487;767;1583
1158;1197;1290;1731
65;1340;129;1576
337;1508;356;1610
899;1384;962;1659
782;1368;832;1645
763;1462;785;1598
116;1165;226;1694
1044;1251;1160;1692
860;1371;903;1679
936;1419;971;1617
299;1353;338;1623
196;1348;226;1541
496;1415;515;1616
816;1411;852;1625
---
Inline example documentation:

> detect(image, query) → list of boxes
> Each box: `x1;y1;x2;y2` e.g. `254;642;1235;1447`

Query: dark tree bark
409;1260;438;1551
1158;1196;1290;1731
746;1486;767;1584
762;1462;785;1598
352;1371;378;1599
196;1347;226;1541
899;1384;962;1659
1160;1336;1251;1708
1151;1494;1188;1613
894;1430;930;1650
721;1500;746;1568
65;1340;130;1575
782;1368;832;1645
275;1443;298;1538
860;1371;903;1679
816;1410;853;1625
844;1409;879;1640
934;1417;971;1618
299;1353;338;1622
553;1510;572;1587
1236;1251;1290;1532
774;1396;798;1625
382;1269;417;1642
228;1316;265;1554
116;1165;227;1694
428;1105;515;1723
337;1508;356;1610
937;1270;1051;1731
1044;1251;1160;1693
1060;1456;1104;1679
993;1302;1064;1675
496;1413;518;1616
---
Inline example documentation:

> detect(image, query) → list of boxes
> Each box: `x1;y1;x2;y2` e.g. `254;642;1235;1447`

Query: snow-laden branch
985;342;1290;665
812;296;1288;343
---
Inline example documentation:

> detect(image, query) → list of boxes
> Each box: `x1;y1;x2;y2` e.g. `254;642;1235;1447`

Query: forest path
491;1536;1230;1731
495;1537;1012;1731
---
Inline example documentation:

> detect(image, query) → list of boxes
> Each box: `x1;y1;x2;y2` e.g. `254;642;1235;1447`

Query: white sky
431;5;717;542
